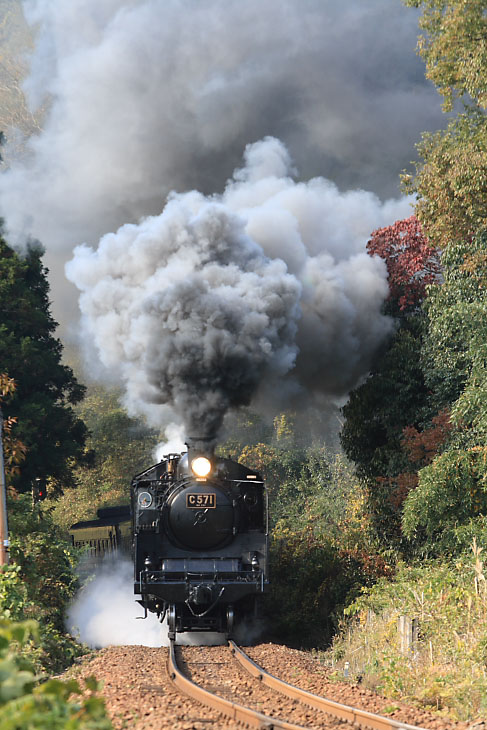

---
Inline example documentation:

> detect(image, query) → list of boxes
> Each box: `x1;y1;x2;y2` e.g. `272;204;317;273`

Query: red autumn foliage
338;546;394;580
367;215;441;312
401;408;453;469
0;373;27;483
384;473;419;511
383;409;453;510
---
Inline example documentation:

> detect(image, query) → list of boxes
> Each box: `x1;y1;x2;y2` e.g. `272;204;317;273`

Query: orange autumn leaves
0;374;26;487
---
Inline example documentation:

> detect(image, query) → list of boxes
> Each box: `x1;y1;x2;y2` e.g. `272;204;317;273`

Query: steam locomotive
132;441;268;639
70;441;269;639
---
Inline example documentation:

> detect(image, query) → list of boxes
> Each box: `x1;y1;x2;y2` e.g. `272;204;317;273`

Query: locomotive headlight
191;456;212;478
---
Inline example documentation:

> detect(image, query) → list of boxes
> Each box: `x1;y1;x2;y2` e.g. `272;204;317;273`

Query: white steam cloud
66;137;412;438
154;423;187;462
67;558;227;647
67;559;164;648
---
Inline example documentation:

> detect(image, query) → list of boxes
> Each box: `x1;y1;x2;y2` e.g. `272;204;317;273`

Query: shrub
323;548;487;720
266;524;389;648
0;618;112;730
1;495;84;673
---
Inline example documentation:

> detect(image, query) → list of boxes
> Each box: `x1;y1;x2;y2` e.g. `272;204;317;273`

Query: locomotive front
132;441;268;638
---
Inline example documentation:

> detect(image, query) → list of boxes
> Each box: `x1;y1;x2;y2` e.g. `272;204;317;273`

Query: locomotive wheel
168;604;176;641
225;605;234;638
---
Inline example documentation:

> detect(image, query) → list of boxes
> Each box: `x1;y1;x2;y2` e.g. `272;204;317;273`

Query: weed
323;543;487;721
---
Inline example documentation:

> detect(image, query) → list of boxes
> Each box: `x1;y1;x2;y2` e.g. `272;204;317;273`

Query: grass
319;540;487;721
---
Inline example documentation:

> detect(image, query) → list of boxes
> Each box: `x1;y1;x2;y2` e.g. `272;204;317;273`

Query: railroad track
167;640;427;730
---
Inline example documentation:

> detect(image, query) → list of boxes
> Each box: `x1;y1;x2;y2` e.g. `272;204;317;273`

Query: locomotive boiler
132;440;268;639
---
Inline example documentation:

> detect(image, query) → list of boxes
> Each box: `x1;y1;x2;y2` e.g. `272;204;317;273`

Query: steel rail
167;639;308;729
229;641;426;730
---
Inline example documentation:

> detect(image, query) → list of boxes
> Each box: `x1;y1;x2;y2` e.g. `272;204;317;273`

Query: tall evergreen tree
0;232;86;494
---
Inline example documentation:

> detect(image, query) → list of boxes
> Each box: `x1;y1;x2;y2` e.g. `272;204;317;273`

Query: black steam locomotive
70;441;269;639
132;441;268;639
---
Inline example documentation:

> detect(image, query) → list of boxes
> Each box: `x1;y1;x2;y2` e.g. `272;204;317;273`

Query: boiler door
167;483;234;550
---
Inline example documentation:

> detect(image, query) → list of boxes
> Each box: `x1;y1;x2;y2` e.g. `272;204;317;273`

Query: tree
341;217;440;546
341;319;430;546
402;109;487;248
367;215;440;314
404;0;487;111
0;374;26;482
422;231;487;412
0;234;86;494
50;385;160;530
403;0;487;248
402;230;487;550
387;408;453;512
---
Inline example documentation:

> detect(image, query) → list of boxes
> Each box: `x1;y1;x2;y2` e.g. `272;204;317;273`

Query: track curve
167;641;428;730
229;641;426;730
167;639;307;729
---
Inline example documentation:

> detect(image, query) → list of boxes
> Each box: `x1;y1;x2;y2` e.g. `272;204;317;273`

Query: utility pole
0;408;9;566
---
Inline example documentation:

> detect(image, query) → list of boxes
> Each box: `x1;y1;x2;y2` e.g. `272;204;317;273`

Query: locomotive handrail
167;639;308;730
139;568;264;582
228;479;264;483
229;642;426;730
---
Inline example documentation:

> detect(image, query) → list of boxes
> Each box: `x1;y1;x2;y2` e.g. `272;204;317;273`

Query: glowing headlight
191;456;212;478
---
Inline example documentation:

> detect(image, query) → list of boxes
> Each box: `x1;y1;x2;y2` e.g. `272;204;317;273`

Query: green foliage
402;448;487;545
267;529;352;646
269;447;364;543
0;234;86;493
267;523;388;648
0;618;112;729
403;0;487;248
404;0;487;111
237;415;389;645
422;233;487;409
237;421;363;539
50;385;160;530
1;495;84;673
341;317;429;547
342;320;427;481
240;441;309;508
403;231;487;552
402;108;487;248
324;548;487;720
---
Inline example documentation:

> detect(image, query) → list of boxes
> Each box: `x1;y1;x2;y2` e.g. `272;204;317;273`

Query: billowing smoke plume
66;138;412;439
0;0;443;260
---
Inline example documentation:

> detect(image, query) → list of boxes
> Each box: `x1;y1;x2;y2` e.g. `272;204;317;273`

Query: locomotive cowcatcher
132;439;268;639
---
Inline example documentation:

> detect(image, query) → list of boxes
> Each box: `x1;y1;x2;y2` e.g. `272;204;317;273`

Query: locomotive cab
132;442;268;639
